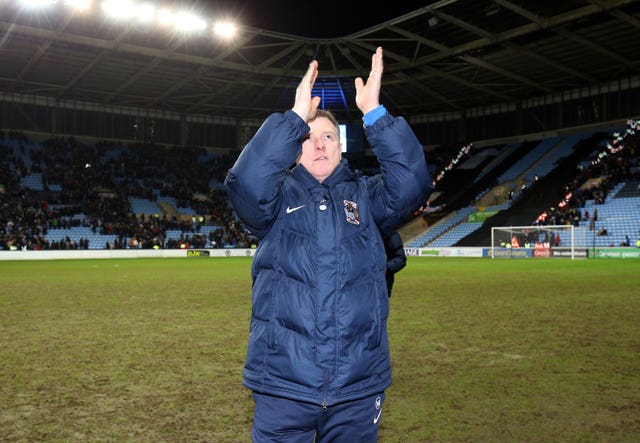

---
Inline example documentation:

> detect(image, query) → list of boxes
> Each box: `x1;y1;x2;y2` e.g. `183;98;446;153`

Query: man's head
297;110;342;183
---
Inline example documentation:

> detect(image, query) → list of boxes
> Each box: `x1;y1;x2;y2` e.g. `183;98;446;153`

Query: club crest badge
343;200;360;225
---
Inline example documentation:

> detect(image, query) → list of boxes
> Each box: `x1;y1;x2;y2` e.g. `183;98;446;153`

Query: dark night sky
216;1;425;38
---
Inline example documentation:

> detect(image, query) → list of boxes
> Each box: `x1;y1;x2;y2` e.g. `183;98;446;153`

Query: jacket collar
291;159;353;189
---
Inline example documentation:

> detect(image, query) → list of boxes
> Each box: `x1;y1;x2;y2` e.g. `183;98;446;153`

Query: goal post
491;225;582;259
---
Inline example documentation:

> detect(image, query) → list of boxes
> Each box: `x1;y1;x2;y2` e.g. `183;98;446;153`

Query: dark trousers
252;391;385;442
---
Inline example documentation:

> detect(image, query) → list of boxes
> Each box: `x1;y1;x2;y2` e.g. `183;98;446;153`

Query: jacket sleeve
224;111;309;239
365;113;434;232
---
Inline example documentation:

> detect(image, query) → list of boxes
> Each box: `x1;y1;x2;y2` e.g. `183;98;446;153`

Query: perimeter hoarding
484;247;590;258
594;248;640;258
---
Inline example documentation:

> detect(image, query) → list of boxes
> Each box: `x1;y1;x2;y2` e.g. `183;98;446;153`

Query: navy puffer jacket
224;110;432;407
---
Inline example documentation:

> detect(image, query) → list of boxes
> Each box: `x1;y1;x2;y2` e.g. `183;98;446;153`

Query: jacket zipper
321;188;336;413
322;371;329;411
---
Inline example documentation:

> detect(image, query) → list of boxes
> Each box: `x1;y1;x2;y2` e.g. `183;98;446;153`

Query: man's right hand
292;60;321;122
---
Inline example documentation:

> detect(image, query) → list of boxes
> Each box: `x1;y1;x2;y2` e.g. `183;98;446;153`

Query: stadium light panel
102;0;135;19
20;0;53;9
101;0;156;23
65;0;92;11
157;7;173;26
213;21;237;39
15;0;240;39
135;2;155;23
173;11;207;32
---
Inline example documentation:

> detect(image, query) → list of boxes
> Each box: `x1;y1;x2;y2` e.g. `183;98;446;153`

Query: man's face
298;116;342;183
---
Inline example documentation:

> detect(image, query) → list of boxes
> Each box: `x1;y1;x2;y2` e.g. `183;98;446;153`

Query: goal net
490;225;586;259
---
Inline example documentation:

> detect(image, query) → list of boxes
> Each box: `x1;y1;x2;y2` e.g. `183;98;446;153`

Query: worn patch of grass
1;257;639;442
0;258;252;442
386;258;640;442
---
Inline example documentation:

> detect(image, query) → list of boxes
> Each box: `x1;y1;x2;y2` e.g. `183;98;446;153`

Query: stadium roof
1;0;639;123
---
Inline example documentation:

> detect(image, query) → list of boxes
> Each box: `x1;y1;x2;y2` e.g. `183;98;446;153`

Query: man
224;47;432;442
383;230;407;297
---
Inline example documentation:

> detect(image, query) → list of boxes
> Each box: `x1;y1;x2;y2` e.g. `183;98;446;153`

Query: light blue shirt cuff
362;105;387;127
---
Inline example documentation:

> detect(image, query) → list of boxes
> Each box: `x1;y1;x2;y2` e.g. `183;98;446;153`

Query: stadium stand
1;117;638;252
578;194;640;248
407;120;639;249
497;137;563;184
406;206;476;248
614;179;640;199
473;143;520;184
19;173;44;191
0;134;256;251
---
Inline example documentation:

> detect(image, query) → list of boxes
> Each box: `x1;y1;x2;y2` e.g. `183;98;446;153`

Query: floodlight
157;7;173;26
135;2;155;23
21;0;53;8
65;0;91;11
102;0;134;19
213;21;236;38
174;11;207;32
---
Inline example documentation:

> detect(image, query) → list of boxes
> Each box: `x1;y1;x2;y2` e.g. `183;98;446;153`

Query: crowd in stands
411;142;473;216
431;142;473;185
4;127;438;251
533;119;640;233
0;131;256;250
2;119;638;251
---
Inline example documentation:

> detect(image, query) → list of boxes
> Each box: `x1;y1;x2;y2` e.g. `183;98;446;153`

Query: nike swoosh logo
373;408;382;424
286;205;305;214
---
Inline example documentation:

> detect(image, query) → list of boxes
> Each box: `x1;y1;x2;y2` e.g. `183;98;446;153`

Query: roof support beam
460;55;551;92
9;14;74;92
496;0;637;69
56;27;133;98
502;43;596;84
427;10;550;92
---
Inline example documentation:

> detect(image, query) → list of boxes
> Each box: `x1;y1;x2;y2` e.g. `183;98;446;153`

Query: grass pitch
0;257;638;442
